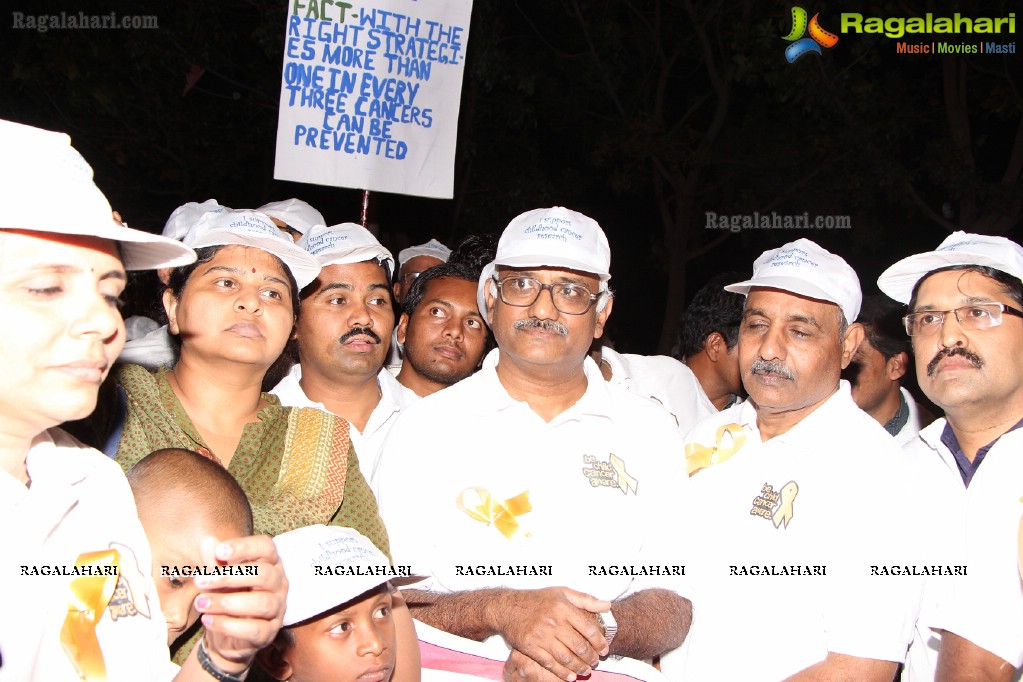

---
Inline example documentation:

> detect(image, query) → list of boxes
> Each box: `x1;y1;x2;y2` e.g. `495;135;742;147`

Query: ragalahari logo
782;7;839;63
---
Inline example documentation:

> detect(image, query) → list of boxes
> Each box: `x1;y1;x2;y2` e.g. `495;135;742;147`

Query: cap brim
878;250;1022;304
189;229;321;288
493;254;611;281
317;246;395;273
283;573;427;627
725;276;841;311
6;222;197;271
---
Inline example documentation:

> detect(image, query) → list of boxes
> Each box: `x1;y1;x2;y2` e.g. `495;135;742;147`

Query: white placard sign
274;0;472;199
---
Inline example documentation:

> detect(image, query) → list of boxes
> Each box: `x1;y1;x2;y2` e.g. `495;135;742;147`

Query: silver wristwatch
596;609;618;646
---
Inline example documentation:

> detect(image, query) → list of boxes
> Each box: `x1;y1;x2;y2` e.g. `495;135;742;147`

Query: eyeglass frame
902;301;1023;336
492;275;606;315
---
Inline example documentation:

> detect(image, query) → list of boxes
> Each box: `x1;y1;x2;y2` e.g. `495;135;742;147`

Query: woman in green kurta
112;211;389;556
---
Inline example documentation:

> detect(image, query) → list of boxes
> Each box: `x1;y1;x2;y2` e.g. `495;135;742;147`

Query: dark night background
2;0;1020;354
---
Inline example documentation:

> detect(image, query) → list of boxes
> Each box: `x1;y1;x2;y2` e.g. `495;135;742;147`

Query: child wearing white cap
256;525;423;682
0;117;287;681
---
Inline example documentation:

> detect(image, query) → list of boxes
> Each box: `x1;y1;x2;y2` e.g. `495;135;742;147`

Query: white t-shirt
894;387;927;447
600;347;715;437
272;364;419;479
902;419;1023;681
661;383;921;682
0;429;175;681
374;349;689;600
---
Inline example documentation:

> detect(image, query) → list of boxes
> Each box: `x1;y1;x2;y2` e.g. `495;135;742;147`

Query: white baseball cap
274;525;423;627
398;238;451;268
725;238;862;323
182;209;321;288
877;231;1023;304
476;207;612;315
163;200;232;242
301;223;395;276
0;118;196;271
257;198;325;236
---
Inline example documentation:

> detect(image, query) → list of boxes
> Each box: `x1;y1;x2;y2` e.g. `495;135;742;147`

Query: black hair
449;233;499;273
401;261;483;317
857;294;910;360
127;447;254;535
401;260;494;356
907;264;1023;312
675;272;747;359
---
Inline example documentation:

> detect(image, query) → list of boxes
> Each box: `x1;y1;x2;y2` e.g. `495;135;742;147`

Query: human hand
193;535;288;674
504;647;564;682
494;587;611;681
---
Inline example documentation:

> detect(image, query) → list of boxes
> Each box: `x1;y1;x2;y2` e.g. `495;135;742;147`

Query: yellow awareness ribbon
772;481;799;529
60;549;120;681
685;424;747;476
610;454;638;495
456;488;532;539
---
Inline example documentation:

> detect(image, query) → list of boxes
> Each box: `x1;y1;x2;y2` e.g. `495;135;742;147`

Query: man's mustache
749;358;795;380
340;327;382;344
514;318;568;336
927;347;983;377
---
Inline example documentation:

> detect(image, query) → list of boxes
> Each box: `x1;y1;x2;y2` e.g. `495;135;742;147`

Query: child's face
284;585;397;682
140;509;244;646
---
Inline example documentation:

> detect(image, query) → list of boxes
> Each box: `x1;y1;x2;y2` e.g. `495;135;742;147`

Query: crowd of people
4;118;1022;682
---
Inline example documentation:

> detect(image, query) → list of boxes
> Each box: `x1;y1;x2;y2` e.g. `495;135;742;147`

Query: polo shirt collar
742;381;854;448
476;348;616;422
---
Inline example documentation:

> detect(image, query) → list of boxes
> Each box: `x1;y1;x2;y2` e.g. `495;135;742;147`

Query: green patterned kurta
113;364;390;558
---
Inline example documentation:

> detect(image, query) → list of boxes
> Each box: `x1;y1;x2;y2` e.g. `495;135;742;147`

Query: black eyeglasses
903;302;1023;336
493;276;602;315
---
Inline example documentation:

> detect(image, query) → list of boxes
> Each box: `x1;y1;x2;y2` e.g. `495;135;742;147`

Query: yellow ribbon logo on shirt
456;488;532;539
610;454;638;495
60;548;121;681
685;424;747;476
772;481;799;529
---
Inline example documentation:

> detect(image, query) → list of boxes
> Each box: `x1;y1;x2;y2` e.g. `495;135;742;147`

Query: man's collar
477;349;617;421
747;381;853;445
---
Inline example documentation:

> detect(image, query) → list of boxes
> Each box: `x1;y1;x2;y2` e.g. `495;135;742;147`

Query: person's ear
484;280;498;327
886;351;908;381
396;312;410;345
839;323;865;370
593;295;614;339
162;289;180;335
704;331;726;362
254;640;293;682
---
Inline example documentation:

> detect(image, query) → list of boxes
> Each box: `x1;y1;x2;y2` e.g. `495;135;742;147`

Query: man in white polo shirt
663;239;920;681
878;232;1023;681
374;207;691;682
272;223;418;477
591;342;713;437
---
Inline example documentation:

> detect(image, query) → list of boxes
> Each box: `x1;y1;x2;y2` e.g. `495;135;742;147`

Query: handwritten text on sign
274;0;472;199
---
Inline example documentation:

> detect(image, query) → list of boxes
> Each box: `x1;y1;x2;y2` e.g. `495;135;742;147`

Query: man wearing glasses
878;232;1023;681
374;207;691;682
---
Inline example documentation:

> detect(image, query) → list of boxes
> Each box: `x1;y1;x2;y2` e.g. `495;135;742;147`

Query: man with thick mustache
273;223;417;476
878;233;1023;681
374;207;692;682
662;239;920;681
